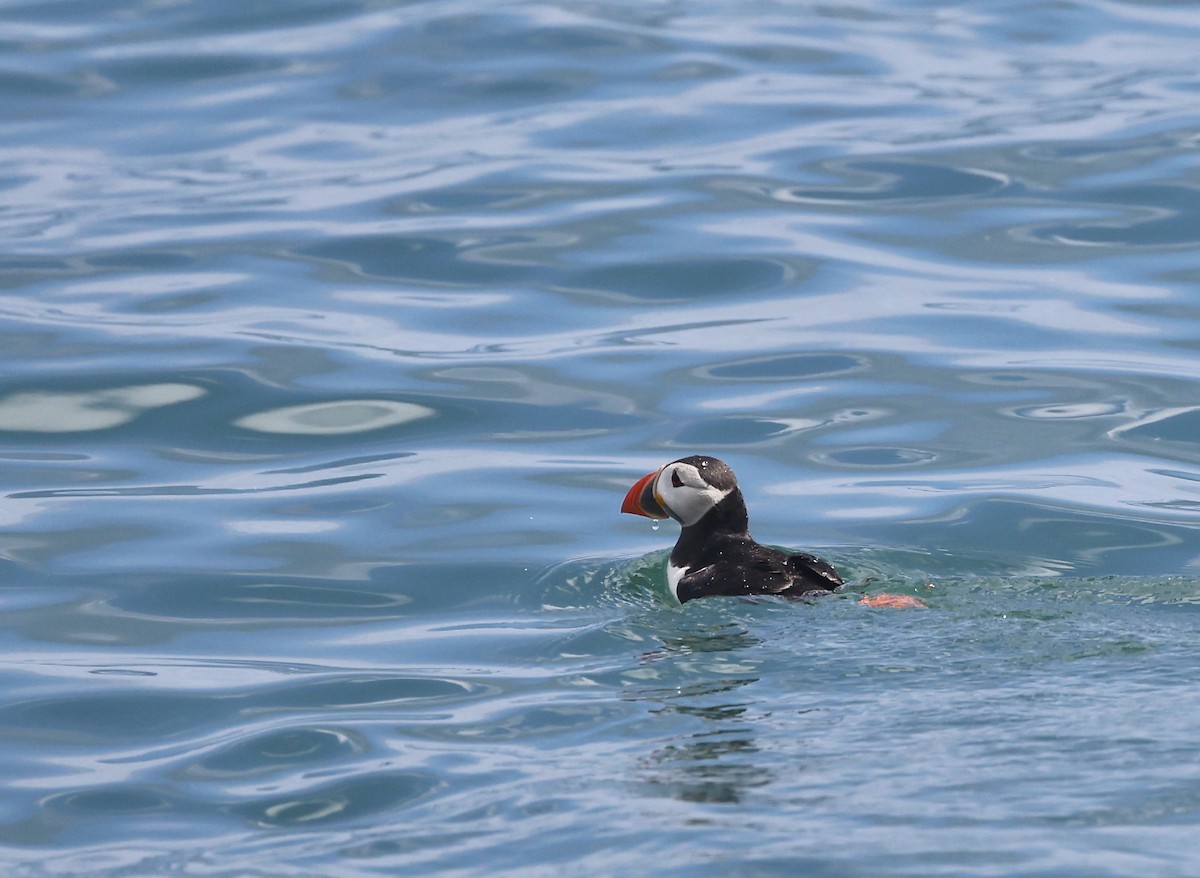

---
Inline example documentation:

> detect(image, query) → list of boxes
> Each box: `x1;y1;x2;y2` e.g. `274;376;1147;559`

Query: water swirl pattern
3;0;1200;875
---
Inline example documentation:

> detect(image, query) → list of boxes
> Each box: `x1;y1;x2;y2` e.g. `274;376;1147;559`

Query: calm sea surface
4;0;1200;874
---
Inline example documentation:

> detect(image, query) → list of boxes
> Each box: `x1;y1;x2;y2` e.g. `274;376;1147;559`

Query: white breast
667;561;688;602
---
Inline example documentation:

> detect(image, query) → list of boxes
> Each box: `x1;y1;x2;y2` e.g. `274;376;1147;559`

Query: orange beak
621;468;669;519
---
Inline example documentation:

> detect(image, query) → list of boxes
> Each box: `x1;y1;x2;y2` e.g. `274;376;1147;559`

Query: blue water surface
3;0;1200;874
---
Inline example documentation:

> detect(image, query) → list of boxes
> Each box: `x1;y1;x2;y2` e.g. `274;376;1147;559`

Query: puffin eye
671;470;684;488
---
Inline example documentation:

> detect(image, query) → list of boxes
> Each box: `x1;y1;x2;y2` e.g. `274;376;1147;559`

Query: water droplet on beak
651;519;660;531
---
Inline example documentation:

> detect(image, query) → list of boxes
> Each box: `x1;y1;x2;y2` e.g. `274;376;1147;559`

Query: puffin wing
674;564;721;602
744;546;843;597
745;545;797;592
675;555;793;601
784;551;843;590
674;546;843;601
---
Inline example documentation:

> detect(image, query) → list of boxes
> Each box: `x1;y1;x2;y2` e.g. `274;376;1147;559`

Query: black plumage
622;455;843;602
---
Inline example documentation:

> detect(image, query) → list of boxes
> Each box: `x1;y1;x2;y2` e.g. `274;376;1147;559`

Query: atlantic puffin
621;455;844;603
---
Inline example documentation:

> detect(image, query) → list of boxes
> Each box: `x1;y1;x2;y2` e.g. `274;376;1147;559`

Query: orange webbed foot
858;593;928;609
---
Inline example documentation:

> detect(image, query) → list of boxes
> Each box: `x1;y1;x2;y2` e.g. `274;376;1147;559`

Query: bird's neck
672;489;749;560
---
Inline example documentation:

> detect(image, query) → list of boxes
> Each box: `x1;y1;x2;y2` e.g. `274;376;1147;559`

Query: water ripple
5;0;1200;874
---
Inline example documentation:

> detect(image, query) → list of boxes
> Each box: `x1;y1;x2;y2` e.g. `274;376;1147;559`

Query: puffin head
621;455;739;528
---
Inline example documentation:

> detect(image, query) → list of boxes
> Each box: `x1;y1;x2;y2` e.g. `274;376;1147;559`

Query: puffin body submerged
621;455;843;603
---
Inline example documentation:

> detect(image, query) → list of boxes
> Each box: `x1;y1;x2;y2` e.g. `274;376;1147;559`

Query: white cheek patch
670;484;731;527
655;464;732;527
